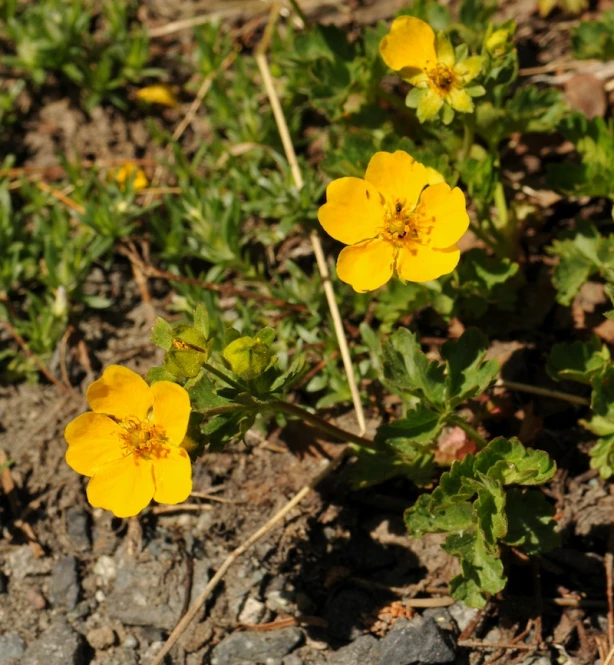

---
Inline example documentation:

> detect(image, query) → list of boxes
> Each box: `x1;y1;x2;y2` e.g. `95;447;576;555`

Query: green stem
203;362;246;392
493;179;509;232
446;414;489;450
461;118;475;161
270;399;374;448
200;404;245;418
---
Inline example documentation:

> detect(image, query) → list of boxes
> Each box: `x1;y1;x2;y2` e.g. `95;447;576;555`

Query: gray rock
122;635;138;649
106;557;187;629
210;627;303;665
324;587;375;640
327;635;380;665
6;545;52;580
282;655;304;665
95;649;139;665
0;633;26;665
379;616;456;665
516;658;554;665
50;555;80;609
22;620;84;665
448;602;479;632
65;508;91;552
422;607;456;633
238;597;268;624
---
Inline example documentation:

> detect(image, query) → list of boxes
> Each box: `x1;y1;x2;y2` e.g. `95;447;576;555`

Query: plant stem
270;399;374;448
495;379;589;406
446;414;489;450
203;362;246;392
200;404;245;418
493;179;509;231
461;118;475;161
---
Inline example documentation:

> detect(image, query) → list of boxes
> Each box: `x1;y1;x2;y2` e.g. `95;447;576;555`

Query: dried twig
0;319;67;391
255;7;366;436
0;450;45;557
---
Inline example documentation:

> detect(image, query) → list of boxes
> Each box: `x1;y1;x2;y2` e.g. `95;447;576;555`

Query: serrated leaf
146;366;177;384
474;473;508;547
270;354;306;393
474;437;557;486
572;10;614;60
441;328;499;406
405;492;475;537
150;317;173;350
383;328;446;409
375;404;444;447
547;338;610;384
445;531;506;608
589;434;614;479
188;372;235;411
503;488;560;555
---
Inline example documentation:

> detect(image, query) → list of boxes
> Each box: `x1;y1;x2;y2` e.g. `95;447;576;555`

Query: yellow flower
318;151;469;292
379;16;483;122
112;163;148;191
134;84;178;108
64;366;193;518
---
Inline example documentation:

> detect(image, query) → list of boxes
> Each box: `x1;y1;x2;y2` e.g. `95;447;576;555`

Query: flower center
382;200;435;246
427;64;457;95
120;418;168;460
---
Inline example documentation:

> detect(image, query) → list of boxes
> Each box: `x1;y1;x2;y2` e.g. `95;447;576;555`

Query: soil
3;1;614;665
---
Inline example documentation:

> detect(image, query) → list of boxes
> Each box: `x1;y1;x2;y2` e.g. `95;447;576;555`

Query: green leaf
375;404;444;447
605;283;614;319
255;326;276;347
474;437;557;486
405;492;475;537
188;372;235;411
441;328;499;407
546;115;614;199
150;317;173;351
146;366;177;384
503;488;560;555
546;221;614;305
547;338;610;384
193;303;210;339
572;10;614;60
270;354;306;393
474;473;508;547
590;365;614;422
383;328;445;409
589;434;614;479
445;531;506;608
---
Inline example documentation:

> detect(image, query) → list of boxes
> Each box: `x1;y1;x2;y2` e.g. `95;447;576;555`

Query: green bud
223;336;275;380
485;29;513;58
163;324;211;378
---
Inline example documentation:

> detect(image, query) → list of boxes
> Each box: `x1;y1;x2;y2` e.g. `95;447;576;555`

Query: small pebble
87;626;116;650
122;635;138;649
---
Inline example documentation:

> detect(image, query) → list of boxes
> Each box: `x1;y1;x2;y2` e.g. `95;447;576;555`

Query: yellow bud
111;163;148;191
485;29;513;58
134;84;178;108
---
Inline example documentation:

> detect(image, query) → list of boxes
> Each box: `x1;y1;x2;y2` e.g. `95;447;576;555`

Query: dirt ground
3;1;614;664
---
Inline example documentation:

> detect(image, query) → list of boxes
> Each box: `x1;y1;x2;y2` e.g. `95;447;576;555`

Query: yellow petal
150;381;191;445
86;365;153;421
425;167;445;186
379;16;437;73
65;412;125;476
419;184;470;248
87;456;155;518
152;447;192;505
454;56;483;83
396;243;460;282
436;32;455;67
112;163;148;191
365;151;430;210
318;177;384;245
336;238;395;292
134;84;178;108
417;88;444;122
448;87;474;113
